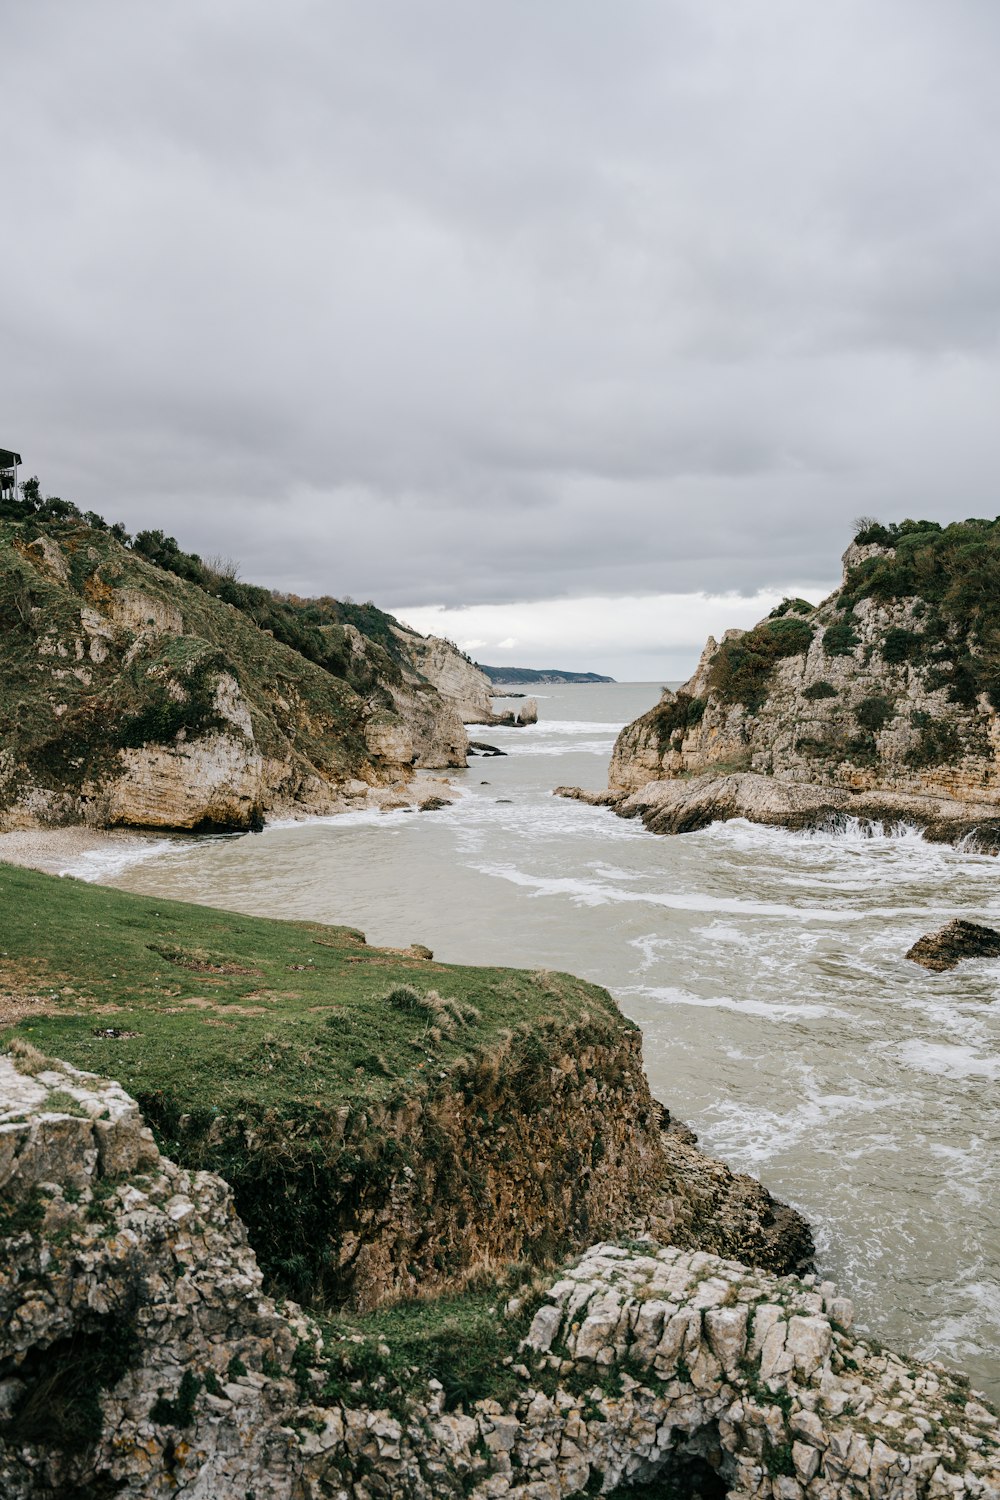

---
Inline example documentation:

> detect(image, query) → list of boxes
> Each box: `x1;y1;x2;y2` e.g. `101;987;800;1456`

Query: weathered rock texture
2;1055;996;1498
145;1016;812;1314
905;919;1000;972
0;518;476;833
646;1114;815;1278
394;626;494;723
573;531;1000;846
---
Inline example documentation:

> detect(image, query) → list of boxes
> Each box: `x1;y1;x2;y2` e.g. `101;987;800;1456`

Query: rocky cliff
0;513;477;833
393;625;494;722
574;520;1000;845
2;1049;996;1498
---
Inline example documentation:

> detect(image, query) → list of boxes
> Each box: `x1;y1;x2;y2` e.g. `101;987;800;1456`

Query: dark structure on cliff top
0;447;21;504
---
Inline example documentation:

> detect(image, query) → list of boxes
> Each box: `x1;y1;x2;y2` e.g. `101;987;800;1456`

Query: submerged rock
906;917;1000;971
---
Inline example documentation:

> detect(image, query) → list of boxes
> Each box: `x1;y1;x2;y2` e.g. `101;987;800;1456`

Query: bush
881;627;923;664
650;692;705;748
822;621;859;657
854;695;894;732
803;680;837;700
708;617;814;711
768;597;814;619
906;716;963;767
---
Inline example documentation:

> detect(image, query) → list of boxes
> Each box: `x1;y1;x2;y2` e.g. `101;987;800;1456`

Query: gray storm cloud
3;0;1000;608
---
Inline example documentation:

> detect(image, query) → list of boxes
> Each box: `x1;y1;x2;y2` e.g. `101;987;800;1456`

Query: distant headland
477;664;615;685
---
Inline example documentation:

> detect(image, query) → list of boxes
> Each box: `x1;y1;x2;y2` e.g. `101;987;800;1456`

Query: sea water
75;682;1000;1399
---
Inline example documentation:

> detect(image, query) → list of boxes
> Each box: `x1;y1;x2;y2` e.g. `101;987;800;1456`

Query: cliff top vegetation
1;475;416;685
0;864;632;1301
844;515;1000;709
0;863;622;1115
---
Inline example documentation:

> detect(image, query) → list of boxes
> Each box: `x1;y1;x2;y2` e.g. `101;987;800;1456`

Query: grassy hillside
0;863;615;1112
0;503;465;829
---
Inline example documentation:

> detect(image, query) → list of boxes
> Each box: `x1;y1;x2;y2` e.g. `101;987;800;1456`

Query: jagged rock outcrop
905;919;1000;972
647;1113;815;1277
0;517;473;833
568;522;1000;844
2;1051;996;1498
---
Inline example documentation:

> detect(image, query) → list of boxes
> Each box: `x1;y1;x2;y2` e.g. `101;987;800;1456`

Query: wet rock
905;918;1000;971
468;741;507;756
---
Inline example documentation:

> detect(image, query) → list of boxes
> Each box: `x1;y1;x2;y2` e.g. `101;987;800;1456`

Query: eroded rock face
2;1054;996;1498
595;539;1000;844
559;773;1000;852
906;919;1000;972
394;626;494;723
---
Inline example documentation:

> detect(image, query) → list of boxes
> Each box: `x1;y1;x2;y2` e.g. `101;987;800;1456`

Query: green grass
0;864;621;1115
311;1272;545;1415
0;865;630;1304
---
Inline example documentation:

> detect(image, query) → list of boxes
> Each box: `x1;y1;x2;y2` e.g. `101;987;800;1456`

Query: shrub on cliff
841;518;1000;708
822;620;859;657
881;627;924;664
854;695;895;732
768;597;814;619
708;616;814;711
650;692;706;749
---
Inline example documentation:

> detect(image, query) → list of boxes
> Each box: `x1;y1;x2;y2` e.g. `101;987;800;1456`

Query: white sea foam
895;1040;1000;1083
624;982;847;1024
59;837;182;883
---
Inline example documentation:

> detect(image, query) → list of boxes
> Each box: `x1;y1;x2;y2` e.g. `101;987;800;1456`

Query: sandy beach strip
0;827;175;879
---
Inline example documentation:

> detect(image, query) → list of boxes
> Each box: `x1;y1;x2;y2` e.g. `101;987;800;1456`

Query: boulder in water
516;697;538;725
905;918;1000;972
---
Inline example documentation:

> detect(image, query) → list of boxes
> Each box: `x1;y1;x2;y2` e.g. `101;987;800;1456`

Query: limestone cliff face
392;624;494;723
602;527;1000;841
2;1050;996;1498
0;518;472;833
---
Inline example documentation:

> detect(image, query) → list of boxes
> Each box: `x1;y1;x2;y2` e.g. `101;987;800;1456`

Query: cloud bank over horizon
392;585;837;682
4;2;1000;674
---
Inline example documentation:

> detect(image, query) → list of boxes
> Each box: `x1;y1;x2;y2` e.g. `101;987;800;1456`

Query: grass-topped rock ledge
0;865;810;1319
560;518;1000;849
1;1046;996;1497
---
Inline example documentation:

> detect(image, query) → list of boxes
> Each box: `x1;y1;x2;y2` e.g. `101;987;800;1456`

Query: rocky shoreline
2;1049;996;1498
556;772;1000;851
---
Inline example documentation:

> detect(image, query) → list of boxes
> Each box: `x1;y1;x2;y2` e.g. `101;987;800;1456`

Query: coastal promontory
562;519;1000;847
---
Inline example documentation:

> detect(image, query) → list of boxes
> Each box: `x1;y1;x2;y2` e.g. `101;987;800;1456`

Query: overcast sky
4;2;1000;677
